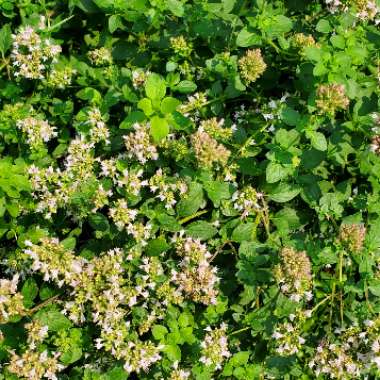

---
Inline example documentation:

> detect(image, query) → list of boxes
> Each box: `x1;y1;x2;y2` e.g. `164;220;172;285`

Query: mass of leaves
1;0;380;379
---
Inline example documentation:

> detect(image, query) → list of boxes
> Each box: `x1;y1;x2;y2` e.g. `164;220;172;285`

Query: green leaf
186;221;217;240
231;222;255;242
60;346;82;365
157;213;182;232
330;34;345;49
89;213;110;232
146;237;170;256
138;98;153;116
273;207;304;233
0;24;12;55
76;87;102;103
236;28;261;47
164;344;181;361
266;162;288;183
281;107;300;126
268;183;301;203
262;15;293;37
92;0;114;11
120;111;145;129
316;19;332;33
152;324;168;340
203;180;232;207
150;116;169;142
309;131;327;151
105;366;128;380
167;0;184;16
21;278;39;308
108;14;123;33
174;80;197;93
313;62;328;76
145;73;166;100
35;309;73;331
161;97;181;114
61;237;76;250
177;182;204;217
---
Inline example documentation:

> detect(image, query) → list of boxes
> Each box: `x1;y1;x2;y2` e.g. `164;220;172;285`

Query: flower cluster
172;236;219;305
86;107;110;144
88;47;113;66
8;319;64;380
232;186;264;218
8;349;64;380
353;0;379;21
46;67;76;88
309;318;380;378
199;323;231;370
24;237;164;373
17;115;57;149
148;169;188;209
326;0;380;21
292;33;319;52
170;36;193;57
0;274;25;323
131;68;150;88
338;223;366;252
25;320;49;349
272;321;306;356
28;139;98;218
370;134;380;155
179;92;207;116
168;362;191;380
11;26;61;79
191;129;231;169
238;49;267;84
199;118;234;140
316;83;350;115
274;247;312;302
124;123;159;164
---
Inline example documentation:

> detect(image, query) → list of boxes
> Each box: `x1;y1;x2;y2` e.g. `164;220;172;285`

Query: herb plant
1;0;380;379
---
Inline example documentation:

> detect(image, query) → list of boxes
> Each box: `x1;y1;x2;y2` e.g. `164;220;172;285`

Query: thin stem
179;209;208;225
230;326;250;335
311;294;331;314
48;15;75;32
26;294;60;316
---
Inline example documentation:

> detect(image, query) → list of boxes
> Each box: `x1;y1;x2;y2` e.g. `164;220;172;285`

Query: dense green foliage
1;0;380;379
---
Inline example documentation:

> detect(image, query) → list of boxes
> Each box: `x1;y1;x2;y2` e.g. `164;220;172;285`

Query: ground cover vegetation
1;0;380;379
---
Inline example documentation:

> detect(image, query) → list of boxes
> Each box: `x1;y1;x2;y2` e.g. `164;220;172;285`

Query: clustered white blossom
309;318;380;378
8;320;64;380
325;0;380;23
0;274;25;323
17;115;57;149
179;92;208;117
274;247;313;302
87;47;113;66
199;323;231;369
8;349;64;380
123;123;159;164
309;318;380;379
271;311;310;356
11;26;61;79
24;238;163;373
46;66;76;88
149;169;188;209
28;136;97;218
232;186;264;218
171;235;219;305
22;234;225;376
131;68;151;88
167;361;191;380
87;107;110;144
